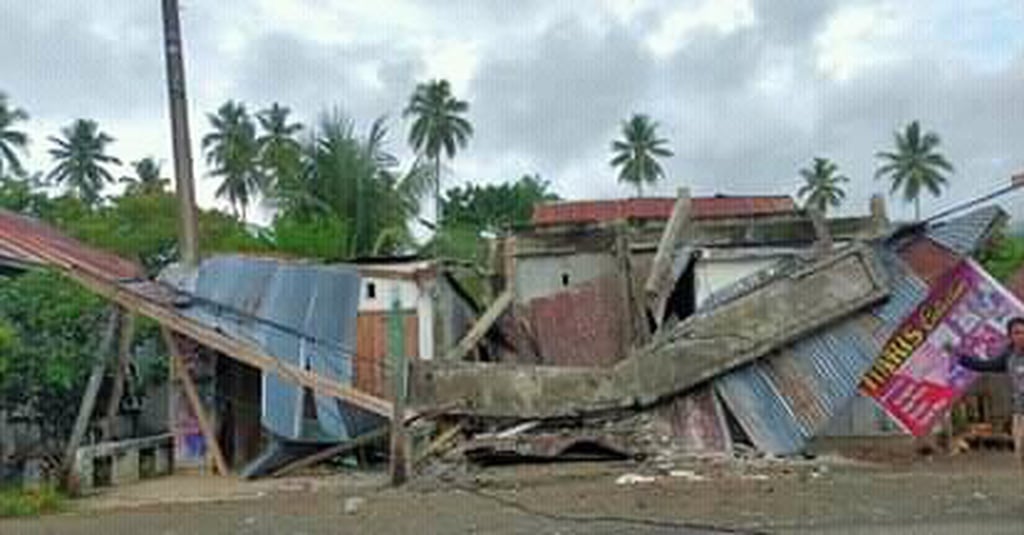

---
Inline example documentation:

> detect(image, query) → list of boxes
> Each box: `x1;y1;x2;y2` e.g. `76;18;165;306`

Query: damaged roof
532;196;797;226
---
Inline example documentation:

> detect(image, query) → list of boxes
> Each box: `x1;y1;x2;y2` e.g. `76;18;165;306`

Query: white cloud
647;0;757;57
813;2;904;81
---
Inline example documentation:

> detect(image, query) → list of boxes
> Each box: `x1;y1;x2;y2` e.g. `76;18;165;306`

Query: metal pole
388;286;408;485
161;0;200;268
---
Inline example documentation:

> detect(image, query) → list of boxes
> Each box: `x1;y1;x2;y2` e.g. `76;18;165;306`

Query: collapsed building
414;193;1008;458
0;189;1013;486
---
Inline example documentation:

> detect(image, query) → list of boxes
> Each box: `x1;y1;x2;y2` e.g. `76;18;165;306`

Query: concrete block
112;449;140;485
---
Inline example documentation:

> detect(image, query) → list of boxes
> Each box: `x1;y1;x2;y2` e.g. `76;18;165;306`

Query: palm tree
403;79;473;235
796;157;850;214
47;119;121;205
202;101;262;221
120;157;170;196
875;120;954;221
272;111;430;258
256;103;303;195
610;114;673;197
0;93;30;177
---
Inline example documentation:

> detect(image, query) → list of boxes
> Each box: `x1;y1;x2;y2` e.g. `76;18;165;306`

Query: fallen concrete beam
443;290;513;362
412;244;890;419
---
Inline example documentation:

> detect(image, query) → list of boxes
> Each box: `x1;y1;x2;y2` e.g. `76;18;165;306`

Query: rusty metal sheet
654;386;732;454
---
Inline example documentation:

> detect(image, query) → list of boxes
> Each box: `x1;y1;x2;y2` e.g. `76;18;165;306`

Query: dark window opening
367;282;377;300
561;273;571;287
661;255;698;325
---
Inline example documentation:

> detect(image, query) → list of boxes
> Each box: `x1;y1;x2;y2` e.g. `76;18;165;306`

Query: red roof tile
0;210;141;280
531;196;797;226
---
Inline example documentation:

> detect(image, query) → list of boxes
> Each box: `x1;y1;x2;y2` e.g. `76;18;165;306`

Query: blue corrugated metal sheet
180;256;379;445
925;205;1004;257
715;247;930;455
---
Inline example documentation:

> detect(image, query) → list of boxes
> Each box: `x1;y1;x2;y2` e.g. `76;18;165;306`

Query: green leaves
610;113;673;197
46;119;121;206
796;157;850;214
0;92;30;178
875;120;954;220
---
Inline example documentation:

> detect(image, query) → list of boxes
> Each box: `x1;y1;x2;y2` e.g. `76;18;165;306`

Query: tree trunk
434;156;442;258
637;181;643;199
915;197;921;221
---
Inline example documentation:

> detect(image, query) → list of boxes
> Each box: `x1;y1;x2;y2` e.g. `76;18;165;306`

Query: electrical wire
453;483;769;534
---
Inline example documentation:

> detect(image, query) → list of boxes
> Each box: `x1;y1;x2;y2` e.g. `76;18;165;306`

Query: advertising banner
859;259;1024;436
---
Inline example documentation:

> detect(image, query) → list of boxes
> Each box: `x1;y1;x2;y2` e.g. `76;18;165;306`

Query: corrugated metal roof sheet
712;205;1006;455
532;196;797;226
925;205;1004;257
180;256;378;444
716;250;927;454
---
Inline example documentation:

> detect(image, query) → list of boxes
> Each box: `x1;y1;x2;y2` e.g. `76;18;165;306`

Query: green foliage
0;174;51;216
268;111;427;259
0;92;30;177
796;157;849;214
404;79;474;233
442;174;559;233
203;101;263;221
978;228;1024;282
119;157;169;196
610;114;673;197
46;119;122;206
270;213;350;261
875;120;954;220
0;486;65;518
0;270;107;445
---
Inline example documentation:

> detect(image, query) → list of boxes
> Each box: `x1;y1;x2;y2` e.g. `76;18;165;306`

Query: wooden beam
63;308;119;477
271;426;389;478
2;222;399;418
102;312;136;442
44;262;395;419
442;290;513;362
413;423;464;469
162;328;229;476
645;188;692;325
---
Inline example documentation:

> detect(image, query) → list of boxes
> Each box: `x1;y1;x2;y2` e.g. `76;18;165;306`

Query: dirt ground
3;446;1023;534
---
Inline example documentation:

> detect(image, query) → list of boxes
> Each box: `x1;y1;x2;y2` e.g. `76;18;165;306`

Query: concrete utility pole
162;0;200;268
388;288;409;485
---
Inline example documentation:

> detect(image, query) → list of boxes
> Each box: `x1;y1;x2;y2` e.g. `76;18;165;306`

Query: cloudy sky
3;0;1023;222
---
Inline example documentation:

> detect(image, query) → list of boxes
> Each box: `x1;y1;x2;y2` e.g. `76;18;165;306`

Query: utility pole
162;0;200;268
388;287;408;485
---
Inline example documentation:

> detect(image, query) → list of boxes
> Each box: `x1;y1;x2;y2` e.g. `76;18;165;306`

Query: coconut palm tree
403;79;473;233
202;101;262;221
875;120;954;221
0;93;29;177
256;103;303;195
610;114;673;197
796;157;850;214
120;157;170;196
47;119;121;205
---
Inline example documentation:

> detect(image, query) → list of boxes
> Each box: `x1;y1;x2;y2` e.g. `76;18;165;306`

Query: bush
0;486;66;518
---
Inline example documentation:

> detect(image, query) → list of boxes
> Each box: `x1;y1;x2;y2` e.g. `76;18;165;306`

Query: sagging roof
169;255;379;446
532;195;797;226
0;210;394;423
0;209;141;279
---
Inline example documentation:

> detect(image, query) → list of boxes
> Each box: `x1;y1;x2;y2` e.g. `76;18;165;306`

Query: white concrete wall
514;253;618;302
358;277;420;312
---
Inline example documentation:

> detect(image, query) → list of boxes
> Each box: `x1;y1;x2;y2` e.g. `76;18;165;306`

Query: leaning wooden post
62;307;120;482
162;328;229;476
102;312;136;442
388;287;409;485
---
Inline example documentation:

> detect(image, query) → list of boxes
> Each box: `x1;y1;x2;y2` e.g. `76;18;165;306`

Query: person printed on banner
953;316;1024;468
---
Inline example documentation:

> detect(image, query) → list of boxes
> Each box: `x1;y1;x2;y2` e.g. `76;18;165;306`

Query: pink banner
860;259;1024;436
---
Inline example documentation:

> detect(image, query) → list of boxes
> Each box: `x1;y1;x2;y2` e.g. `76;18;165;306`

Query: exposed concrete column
870;194;889;236
808;208;833;258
